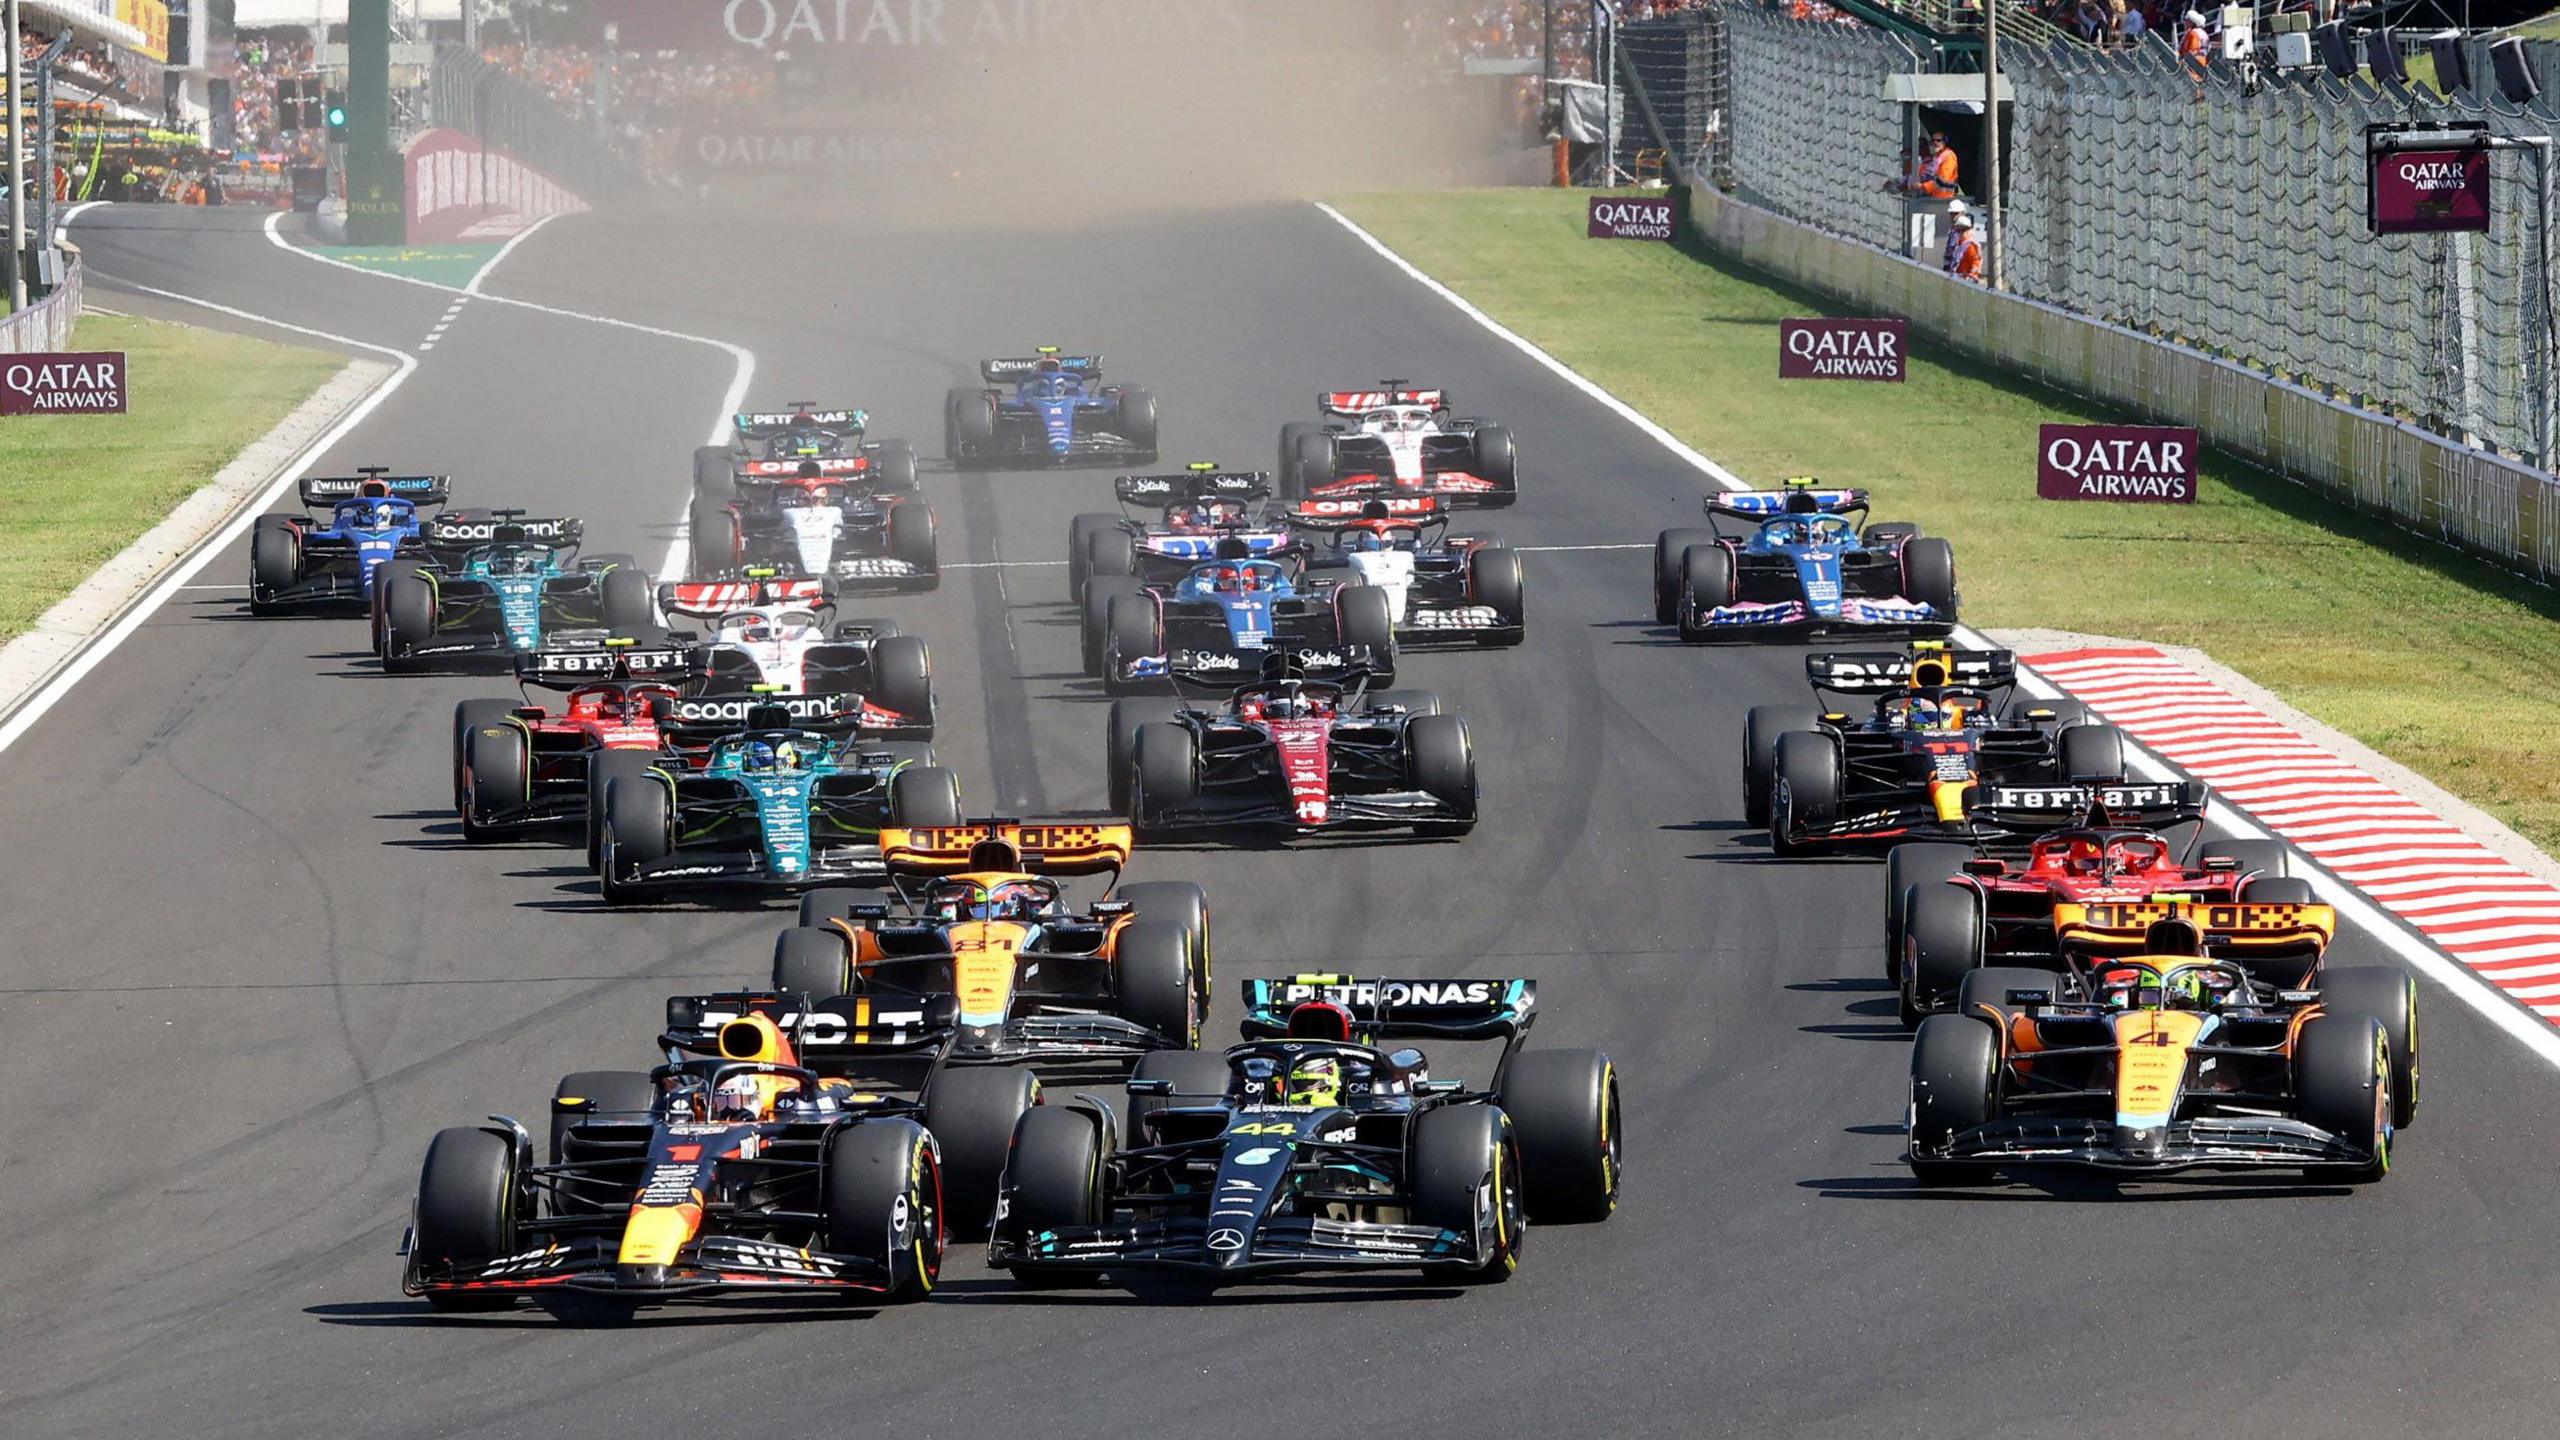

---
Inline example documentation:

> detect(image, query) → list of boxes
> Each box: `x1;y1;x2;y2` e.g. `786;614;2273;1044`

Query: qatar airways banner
404;129;591;244
1778;318;1905;382
596;0;1249;54
2036;424;2199;504
1587;195;1675;241
2369;146;2491;235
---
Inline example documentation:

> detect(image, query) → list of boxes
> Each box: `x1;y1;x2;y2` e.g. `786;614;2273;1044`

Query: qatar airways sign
1587;195;1675;241
2036;424;2198;504
2368;125;2493;235
1;353;126;415
1778;318;1905;382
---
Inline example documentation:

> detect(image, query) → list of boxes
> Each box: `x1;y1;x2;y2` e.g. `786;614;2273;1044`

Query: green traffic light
327;106;347;126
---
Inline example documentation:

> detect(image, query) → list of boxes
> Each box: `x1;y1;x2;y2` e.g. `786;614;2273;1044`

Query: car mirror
1415;1080;1462;1096
1126;1079;1174;1097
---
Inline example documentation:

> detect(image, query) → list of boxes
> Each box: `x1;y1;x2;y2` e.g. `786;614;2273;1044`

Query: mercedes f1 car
986;973;1619;1284
1111;655;1474;838
658;574;935;735
1907;917;2419;1184
946;349;1157;467
247;470;454;613
693;405;919;502
1653;479;1954;640
373;516;655;671
1278;384;1517;507
1066;466;1296;600
1082;543;1399;695
1293;496;1524;647
690;454;937;591
593;708;963;902
401;1008;946;1313
1745;644;2128;855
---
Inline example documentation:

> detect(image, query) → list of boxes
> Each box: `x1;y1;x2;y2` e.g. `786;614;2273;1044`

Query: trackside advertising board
1778;318;1906;381
2036;424;2198;504
1588;195;1675;240
1;354;127;415
2367;124;2493;236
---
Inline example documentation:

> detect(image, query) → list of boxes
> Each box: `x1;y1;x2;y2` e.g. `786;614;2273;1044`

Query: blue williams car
1085;543;1398;696
946;347;1158;468
374;519;656;672
595;713;966;903
1651;478;1956;642
246;470;454;614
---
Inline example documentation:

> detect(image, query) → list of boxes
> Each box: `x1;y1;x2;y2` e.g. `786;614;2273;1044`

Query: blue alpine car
946;348;1158;467
1652;479;1957;642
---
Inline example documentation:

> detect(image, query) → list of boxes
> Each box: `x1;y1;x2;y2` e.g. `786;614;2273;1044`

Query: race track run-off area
10;199;2560;1440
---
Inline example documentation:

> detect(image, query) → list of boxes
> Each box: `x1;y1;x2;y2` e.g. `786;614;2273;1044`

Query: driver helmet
1170;502;1217;530
1213;566;1262;595
363;502;402;530
986;880;1043;920
1904;697;1945;730
488;547;542;576
742;740;778;772
2109;839;2158;875
712;1072;773;1121
1263;686;1317;721
2066;837;2107;876
771;739;805;771
1285;1055;1343;1107
1346;528;1387;552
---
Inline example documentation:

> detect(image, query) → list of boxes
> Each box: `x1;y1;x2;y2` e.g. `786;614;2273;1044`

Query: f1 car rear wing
662;690;865;735
1707;484;1869;519
1115;469;1271;508
663;990;948;1064
1971;779;2210;830
735;457;874;481
515;636;700;686
1320;386;1445;415
2052;898;2337;960
299;471;450;508
422;511;583;547
1160;644;1378;691
880;821;1133;877
1287;495;1445;530
983;353;1101;381
1807;645;2015;695
734;407;865;436
658;574;837;618
1239;974;1537;1043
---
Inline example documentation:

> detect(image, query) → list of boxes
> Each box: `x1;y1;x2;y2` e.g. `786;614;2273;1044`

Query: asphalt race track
9;201;2560;1438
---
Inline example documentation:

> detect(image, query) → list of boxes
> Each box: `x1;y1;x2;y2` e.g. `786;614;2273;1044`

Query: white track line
1314;199;2560;1071
0;286;417;758
466;214;561;295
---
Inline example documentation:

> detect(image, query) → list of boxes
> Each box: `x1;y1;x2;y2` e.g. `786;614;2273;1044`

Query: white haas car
1277;383;1518;508
1291;496;1524;647
657;572;936;738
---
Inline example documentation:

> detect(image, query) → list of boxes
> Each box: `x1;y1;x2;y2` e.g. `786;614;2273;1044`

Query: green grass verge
1331;188;2560;854
0;312;341;641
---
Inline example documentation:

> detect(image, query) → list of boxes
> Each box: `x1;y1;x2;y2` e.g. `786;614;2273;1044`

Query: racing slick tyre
868;634;937;724
888;501;940;583
600;564;655;631
1103;594;1161;696
370;558;425;656
459;722;530;843
2295;1014;2393;1183
1498;1049;1622;1224
1115;387;1160;457
2201;839;2290;884
1116;879;1211;1003
1408;714;1479;837
248;516;300;613
1743;705;1825;830
1107;700;1184;813
585;751;654;874
1292;429;1337;496
687;499;741;579
890;764;966;830
1129;724;1198;832
1067;513;1120;596
380;568;438;673
1768;732;1841;857
773;926;854;1002
2056;722;2127;784
1900;882;1986;1026
1652;528;1714;625
1002;1106;1108;1287
1081;526;1139;591
2320;967;2420;1128
1674;545;1735;644
823;1119;944;1302
693;444;735;503
1469;425;1519;506
1414;1106;1523;1284
871;439;921;493
1901;536;1959;627
800;887;870;930
1115;919;1198;1049
413;1127;522;1310
1081;575;1145;677
1126;1050;1236;1141
598;775;670;904
1277;422;1317;495
1907;1015;1999;1186
1468;546;1526;645
922;1066;1039;1239
1885;842;1979;981
451;698;517;813
1335;584;1398;682
549;1069;657;1180
945;387;996;465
